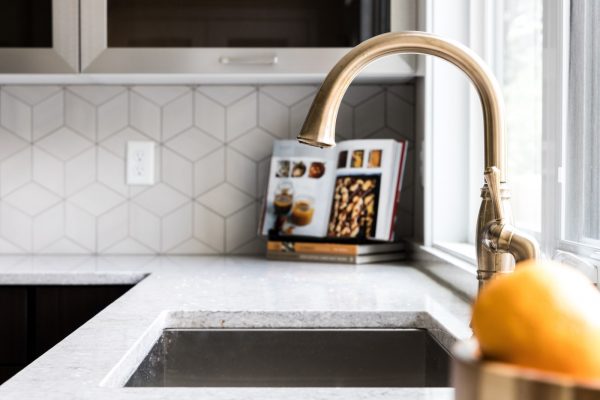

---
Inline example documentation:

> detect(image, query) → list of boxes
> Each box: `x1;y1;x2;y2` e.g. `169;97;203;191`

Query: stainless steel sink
125;329;451;388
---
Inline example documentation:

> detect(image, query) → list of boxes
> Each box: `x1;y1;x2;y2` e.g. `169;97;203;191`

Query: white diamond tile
258;93;289;138
225;203;259;252
40;238;88;254
4;183;61;216
1;91;31;141
336;102;353;139
66;203;95;251
65;92;96;140
162;148;193;196
194;148;225;196
168;238;216;254
162;204;192;251
226;93;257;141
386;91;414;135
3;86;61;105
98;148;128;196
33;204;64;251
100;127;148;159
257;158;271;198
194;203;224;251
132;86;189;105
401;148;414;188
130;92;161;140
165;127;221;161
226;149;257;197
0;127;28;161
354;92;385;137
197;86;255;106
0;83;409;255
163;92;193;141
0;236;25;253
33;148;64;196
260;86;316;106
98;92;128;140
398;182;414;213
129;204;160;251
0;203;32;251
229;128;274;161
195;93;225;141
97;203;128;251
65;148;95;196
103;238;154;254
231;237;265;254
388;84;415;104
69;183;125;216
36;127;92;161
289;96;312;138
32;91;63;141
0;148;31;196
133;183;188;217
68;86;125;105
343;85;383;106
394;209;413;238
197;183;253;217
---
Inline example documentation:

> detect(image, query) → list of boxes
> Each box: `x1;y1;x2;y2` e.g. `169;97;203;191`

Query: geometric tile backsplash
0;84;415;254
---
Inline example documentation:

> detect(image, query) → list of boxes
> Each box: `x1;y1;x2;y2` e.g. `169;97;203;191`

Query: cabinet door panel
0;287;28;365
0;0;52;47
34;286;130;357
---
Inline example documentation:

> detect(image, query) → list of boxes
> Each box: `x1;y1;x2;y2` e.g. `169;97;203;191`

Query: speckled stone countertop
0;255;474;400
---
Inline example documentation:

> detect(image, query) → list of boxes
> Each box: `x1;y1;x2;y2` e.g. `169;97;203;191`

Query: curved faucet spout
297;31;540;294
297;31;506;180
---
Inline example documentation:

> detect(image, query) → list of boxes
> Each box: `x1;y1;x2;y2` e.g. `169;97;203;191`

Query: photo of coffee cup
273;182;293;215
290;196;314;226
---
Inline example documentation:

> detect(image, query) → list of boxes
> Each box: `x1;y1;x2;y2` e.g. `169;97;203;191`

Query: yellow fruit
472;260;600;380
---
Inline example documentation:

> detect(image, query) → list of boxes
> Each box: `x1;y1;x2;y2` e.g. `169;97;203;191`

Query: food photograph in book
260;139;408;242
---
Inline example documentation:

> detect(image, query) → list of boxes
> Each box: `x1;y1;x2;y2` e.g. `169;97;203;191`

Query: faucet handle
484;166;505;222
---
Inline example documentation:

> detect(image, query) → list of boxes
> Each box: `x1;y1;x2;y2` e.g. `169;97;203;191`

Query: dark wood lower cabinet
0;285;132;384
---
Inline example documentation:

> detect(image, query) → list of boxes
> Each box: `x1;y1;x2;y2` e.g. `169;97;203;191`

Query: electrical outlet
126;141;155;185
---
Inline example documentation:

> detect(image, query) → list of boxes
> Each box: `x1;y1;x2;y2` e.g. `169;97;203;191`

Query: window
563;0;600;254
427;0;600;267
500;0;543;234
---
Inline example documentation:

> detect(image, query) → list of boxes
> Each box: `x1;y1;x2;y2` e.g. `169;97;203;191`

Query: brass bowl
451;339;600;400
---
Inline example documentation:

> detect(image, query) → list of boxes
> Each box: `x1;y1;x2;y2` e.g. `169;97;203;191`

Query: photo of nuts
327;175;380;239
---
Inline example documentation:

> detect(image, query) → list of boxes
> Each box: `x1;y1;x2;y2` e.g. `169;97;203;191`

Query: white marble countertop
0;255;474;400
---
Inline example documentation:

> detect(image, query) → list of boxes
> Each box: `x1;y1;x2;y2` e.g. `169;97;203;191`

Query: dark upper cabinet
80;0;414;76
105;0;390;48
0;0;78;72
0;0;415;76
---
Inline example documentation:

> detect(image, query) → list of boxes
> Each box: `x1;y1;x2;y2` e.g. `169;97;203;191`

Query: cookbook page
326;139;400;241
261;140;336;238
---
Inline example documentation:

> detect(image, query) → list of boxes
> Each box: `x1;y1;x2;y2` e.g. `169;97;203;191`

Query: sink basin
125;329;451;387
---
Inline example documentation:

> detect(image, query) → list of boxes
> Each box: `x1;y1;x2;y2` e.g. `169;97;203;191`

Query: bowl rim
452;338;600;390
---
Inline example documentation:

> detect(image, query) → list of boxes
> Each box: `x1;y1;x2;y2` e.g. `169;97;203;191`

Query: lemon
471;260;600;380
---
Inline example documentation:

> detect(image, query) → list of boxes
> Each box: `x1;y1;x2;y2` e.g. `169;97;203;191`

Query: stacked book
266;240;406;265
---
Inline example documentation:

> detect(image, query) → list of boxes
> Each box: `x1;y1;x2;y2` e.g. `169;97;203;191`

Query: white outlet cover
126;141;155;185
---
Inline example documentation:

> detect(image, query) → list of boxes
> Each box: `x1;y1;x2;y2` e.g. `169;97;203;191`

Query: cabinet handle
219;54;278;65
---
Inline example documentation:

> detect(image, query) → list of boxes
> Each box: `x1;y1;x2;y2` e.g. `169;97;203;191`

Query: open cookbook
259;139;408;242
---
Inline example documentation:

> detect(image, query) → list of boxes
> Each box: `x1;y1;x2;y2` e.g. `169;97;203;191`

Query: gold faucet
297;31;540;293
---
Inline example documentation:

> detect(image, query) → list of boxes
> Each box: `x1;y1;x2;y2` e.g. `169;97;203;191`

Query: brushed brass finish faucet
297;31;540;293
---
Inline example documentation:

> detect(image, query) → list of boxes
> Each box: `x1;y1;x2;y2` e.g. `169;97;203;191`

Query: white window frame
543;0;600;272
423;0;600;272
